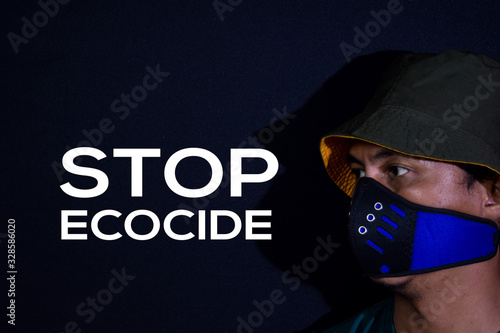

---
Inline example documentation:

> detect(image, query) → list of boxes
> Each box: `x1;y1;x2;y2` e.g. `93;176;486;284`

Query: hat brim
320;134;500;197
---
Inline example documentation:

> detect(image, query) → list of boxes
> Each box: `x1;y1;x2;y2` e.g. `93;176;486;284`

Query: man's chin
371;275;415;294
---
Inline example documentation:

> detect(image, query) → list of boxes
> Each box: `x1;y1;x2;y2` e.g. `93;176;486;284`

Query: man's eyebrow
346;148;401;166
370;149;398;163
346;154;363;166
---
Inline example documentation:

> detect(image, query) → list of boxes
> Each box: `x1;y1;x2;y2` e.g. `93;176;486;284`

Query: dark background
2;0;500;332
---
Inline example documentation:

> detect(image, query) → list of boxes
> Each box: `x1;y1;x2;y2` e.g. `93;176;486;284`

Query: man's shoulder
321;298;395;333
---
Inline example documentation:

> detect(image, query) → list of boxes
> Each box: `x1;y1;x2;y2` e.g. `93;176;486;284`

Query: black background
2;0;500;332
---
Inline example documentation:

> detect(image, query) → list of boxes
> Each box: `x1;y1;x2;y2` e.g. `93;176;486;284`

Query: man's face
347;140;485;217
347;140;488;286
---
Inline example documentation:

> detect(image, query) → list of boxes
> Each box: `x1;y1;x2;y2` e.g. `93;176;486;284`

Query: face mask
348;177;499;278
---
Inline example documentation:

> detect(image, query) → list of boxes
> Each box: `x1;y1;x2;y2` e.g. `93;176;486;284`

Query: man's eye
389;166;409;177
352;169;366;178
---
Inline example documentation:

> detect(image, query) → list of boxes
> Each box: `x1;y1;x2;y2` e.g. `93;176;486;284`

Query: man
319;50;500;332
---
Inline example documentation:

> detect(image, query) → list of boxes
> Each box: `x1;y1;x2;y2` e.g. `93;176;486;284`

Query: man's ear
483;173;500;225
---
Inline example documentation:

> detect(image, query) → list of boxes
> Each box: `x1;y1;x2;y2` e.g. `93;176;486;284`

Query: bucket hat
320;50;500;196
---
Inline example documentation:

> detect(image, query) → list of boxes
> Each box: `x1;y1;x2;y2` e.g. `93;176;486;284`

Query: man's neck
392;257;500;333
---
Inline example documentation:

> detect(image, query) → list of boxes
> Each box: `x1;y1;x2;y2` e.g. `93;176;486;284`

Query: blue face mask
349;177;500;278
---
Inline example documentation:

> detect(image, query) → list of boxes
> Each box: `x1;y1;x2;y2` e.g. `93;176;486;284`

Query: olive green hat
320;50;500;196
